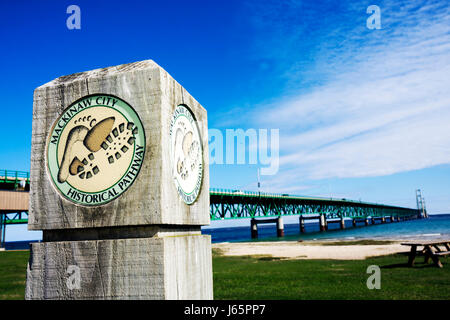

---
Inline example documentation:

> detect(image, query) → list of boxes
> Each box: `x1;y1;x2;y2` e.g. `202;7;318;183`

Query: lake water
202;214;450;243
3;214;449;250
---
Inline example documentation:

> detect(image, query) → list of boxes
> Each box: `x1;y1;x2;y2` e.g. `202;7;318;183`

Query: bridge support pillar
382;217;386;223
251;219;258;239
277;217;284;237
364;218;369;226
390;216;394;223
340;217;345;230
371;217;376;225
299;216;305;233
352;219;356;227
319;214;327;232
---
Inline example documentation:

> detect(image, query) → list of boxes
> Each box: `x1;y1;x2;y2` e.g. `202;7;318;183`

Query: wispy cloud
236;0;450;192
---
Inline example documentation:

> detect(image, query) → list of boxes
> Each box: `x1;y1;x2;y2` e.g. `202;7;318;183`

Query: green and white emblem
170;105;203;205
47;94;146;206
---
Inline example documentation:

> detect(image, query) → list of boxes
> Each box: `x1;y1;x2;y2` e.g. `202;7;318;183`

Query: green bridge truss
0;171;424;247
1;212;29;225
0;169;30;189
209;189;422;221
0;189;423;247
0;172;422;227
0;189;422;224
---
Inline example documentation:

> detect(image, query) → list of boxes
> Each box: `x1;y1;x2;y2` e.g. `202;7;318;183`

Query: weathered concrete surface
26;234;213;300
29;60;209;230
27;60;213;300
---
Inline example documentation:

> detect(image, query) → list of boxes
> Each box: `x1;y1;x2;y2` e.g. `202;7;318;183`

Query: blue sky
1;0;449;239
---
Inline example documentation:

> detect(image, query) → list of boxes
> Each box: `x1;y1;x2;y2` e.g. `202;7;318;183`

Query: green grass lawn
0;251;29;300
1;249;449;300
213;250;450;300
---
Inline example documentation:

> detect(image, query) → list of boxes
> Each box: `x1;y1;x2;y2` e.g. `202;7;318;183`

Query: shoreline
212;238;414;260
2;236;448;258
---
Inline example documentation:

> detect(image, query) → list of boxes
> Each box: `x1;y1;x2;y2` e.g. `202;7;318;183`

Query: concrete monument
25;60;212;299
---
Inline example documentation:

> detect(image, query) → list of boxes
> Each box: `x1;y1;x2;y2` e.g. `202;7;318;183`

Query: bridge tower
422;197;428;218
416;189;427;218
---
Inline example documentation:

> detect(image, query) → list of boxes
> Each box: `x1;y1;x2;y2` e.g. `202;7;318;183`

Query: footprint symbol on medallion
57;115;139;184
173;125;200;181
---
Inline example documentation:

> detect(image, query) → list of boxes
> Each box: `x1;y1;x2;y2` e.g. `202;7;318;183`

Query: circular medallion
47;94;146;206
169;105;203;205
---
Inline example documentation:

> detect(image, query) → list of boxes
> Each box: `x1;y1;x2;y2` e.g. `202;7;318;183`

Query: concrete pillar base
277;217;284;237
26;234;213;300
340;218;345;230
299;217;305;233
251;219;258;239
319;215;327;232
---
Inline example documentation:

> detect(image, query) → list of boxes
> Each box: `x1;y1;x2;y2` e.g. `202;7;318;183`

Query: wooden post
25;60;213;300
407;245;417;267
251;218;258;239
277;216;284;237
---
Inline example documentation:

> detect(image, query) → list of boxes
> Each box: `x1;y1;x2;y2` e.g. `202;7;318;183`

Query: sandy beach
213;240;408;260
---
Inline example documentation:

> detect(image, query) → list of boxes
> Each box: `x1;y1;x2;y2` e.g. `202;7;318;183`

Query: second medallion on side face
169;104;203;205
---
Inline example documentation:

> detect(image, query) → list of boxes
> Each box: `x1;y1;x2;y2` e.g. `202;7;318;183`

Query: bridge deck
0;185;421;222
210;189;420;220
0;173;424;247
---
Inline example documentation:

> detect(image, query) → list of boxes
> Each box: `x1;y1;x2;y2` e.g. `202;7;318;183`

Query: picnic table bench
401;240;450;268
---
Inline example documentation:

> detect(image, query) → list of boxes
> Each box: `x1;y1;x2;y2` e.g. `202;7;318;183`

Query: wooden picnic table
401;240;450;268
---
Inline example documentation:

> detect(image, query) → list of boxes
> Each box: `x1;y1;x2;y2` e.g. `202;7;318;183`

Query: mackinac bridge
0;169;427;247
